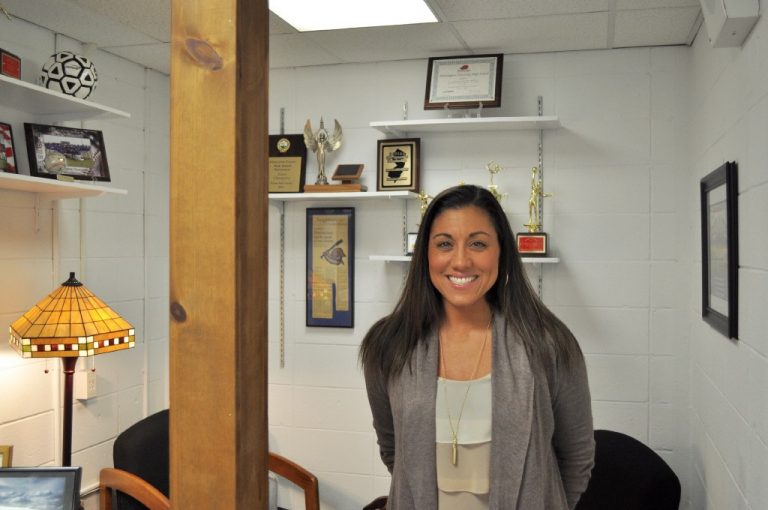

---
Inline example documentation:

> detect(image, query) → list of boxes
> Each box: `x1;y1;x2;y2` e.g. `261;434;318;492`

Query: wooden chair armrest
99;467;170;510
268;453;320;510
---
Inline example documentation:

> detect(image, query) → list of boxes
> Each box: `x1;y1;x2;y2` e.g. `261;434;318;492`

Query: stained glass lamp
9;272;135;466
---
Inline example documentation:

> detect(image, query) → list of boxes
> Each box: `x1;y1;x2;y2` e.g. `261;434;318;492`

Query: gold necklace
438;318;492;466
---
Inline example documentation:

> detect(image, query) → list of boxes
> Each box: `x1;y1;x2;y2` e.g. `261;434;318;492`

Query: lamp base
61;357;78;467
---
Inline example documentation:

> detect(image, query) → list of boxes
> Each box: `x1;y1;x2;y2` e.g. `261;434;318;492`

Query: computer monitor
0;467;82;510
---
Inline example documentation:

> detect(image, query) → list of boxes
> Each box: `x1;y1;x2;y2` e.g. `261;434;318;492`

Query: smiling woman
360;184;594;509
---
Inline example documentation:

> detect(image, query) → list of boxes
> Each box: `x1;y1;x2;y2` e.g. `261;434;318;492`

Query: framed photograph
424;53;503;110
269;134;307;193
307;207;354;328
0;467;82;510
701;161;738;339
0;121;18;174
377;138;420;192
406;232;418;256
24;123;110;181
0;445;12;467
1;48;21;79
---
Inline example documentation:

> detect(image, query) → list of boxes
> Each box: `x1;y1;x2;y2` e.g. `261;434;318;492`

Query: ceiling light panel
270;0;438;31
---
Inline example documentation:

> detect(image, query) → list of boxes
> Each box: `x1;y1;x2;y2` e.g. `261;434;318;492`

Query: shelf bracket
279;200;286;368
536;96;545;297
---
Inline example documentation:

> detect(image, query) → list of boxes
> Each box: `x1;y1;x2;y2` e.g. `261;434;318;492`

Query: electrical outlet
75;370;97;400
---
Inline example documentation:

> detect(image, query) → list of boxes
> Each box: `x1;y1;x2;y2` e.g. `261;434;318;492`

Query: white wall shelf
0;172;128;199
370;116;560;137
0;74;130;120
369;254;559;264
269;190;416;201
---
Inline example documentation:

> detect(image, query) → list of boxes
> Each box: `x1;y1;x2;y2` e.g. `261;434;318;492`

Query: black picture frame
700;161;738;339
424;53;503;110
0;121;18;174
24;123;110;181
306;207;354;328
0;467;82;510
377;138;420;192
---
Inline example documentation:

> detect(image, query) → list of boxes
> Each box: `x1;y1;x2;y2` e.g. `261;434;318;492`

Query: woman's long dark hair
360;184;582;380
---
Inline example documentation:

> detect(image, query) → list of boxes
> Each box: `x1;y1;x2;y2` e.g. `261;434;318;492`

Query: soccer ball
40;51;98;99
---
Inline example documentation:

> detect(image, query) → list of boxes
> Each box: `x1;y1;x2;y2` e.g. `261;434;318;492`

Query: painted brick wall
0;15;169;497
686;14;768;510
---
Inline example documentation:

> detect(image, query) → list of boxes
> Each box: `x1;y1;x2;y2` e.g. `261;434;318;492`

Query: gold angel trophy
303;117;344;192
516;166;552;256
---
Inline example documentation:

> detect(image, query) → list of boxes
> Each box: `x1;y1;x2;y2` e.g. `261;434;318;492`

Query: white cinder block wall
0;14;170;500
686;15;768;510
267;46;693;509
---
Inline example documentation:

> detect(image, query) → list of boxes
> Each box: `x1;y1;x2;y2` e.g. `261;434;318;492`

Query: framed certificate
700;161;738;339
424;54;503;110
306;207;354;328
269;134;307;193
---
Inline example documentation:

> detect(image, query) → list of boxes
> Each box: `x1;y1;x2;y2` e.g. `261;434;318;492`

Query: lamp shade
9;272;134;359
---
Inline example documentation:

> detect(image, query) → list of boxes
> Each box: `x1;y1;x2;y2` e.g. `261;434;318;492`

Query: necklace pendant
452;437;458;465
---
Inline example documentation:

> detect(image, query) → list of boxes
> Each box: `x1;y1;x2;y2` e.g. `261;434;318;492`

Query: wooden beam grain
170;0;269;507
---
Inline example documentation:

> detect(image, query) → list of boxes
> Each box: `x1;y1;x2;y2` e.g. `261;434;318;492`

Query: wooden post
169;1;268;508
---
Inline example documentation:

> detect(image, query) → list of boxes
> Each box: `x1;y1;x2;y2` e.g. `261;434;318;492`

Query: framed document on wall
306;207;354;328
269;134;307;193
700;161;738;339
424;54;503;110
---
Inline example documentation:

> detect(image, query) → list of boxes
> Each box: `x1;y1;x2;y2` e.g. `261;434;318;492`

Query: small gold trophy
516;166;552;256
416;189;432;218
486;161;505;202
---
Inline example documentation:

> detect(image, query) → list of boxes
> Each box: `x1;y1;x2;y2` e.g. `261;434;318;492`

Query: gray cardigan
364;315;595;509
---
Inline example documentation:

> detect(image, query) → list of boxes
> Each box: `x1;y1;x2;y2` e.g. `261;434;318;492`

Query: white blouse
436;373;492;510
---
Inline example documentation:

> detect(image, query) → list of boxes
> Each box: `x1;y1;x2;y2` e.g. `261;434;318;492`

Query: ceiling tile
270;12;297;35
270;34;347;68
105;43;171;74
301;23;466;64
3;0;702;73
431;0;611;21
72;0;170;42
2;0;159;47
613;7;701;47
453;13;611;53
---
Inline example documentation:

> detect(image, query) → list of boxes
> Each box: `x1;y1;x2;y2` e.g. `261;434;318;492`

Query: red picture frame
0;122;18;174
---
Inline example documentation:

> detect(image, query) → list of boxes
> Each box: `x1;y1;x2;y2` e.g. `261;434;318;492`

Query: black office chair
105;409;319;510
110;409;170;510
575;429;681;510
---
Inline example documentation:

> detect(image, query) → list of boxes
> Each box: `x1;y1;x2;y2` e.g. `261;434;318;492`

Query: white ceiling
2;0;703;75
